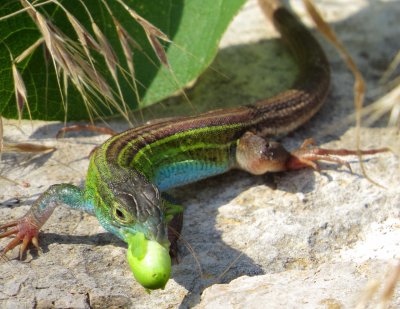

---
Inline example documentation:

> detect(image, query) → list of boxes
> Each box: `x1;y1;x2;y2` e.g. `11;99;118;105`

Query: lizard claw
0;216;40;259
286;139;389;172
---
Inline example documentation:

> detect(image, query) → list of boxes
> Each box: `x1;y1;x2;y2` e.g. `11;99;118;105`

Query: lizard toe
0;216;40;259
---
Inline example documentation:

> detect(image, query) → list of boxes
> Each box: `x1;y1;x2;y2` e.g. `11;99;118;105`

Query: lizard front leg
162;195;184;260
236;132;389;174
0;184;91;258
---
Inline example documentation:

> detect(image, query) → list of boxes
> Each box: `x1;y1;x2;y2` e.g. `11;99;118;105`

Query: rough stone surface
1;0;400;308
196;260;394;309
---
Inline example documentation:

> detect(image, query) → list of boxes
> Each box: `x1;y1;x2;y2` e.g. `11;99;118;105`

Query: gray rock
197;260;400;308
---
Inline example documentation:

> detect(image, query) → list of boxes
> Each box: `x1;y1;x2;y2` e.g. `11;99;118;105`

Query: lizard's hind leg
236;132;389;174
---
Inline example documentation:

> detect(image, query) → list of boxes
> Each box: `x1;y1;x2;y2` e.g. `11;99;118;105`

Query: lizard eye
113;205;133;224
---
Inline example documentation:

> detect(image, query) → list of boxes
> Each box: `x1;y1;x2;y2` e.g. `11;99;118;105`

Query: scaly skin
0;0;388;285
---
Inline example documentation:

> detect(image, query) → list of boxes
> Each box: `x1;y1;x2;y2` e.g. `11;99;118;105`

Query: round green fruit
126;233;171;290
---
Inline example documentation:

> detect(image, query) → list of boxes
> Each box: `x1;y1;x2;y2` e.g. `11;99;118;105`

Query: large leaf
0;0;245;121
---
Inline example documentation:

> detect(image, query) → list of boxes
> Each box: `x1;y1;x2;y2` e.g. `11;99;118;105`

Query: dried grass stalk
18;0;132;123
4;0;180;123
302;0;384;188
0;116;3;155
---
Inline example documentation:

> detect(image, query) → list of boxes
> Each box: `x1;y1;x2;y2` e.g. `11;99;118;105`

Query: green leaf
0;0;246;121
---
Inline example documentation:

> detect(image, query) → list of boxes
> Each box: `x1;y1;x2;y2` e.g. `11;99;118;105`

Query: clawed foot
286;138;389;172
0;216;41;260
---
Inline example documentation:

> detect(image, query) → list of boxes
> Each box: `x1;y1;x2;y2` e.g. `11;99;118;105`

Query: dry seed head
12;63;28;120
118;23;143;51
28;4;126;120
92;22;118;77
115;20;135;81
135;15;170;42
35;12;53;47
115;0;170;42
66;12;100;55
15;38;44;64
19;0;36;20
15;0;174;122
115;0;170;67
113;18;142;108
75;56;115;102
146;34;169;68
92;21;132;123
91;22;126;112
101;0;141;113
18;0;129;121
49;0;100;52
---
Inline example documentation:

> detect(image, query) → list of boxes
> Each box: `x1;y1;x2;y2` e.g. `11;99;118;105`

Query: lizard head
110;178;168;246
86;162;170;248
86;160;175;289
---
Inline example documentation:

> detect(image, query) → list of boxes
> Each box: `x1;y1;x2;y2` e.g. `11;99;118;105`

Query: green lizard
0;0;387;289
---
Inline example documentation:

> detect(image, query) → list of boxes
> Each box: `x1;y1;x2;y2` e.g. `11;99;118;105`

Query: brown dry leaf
1;143;55;154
